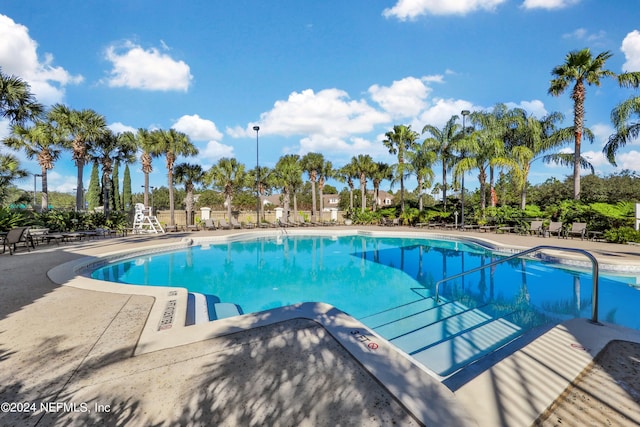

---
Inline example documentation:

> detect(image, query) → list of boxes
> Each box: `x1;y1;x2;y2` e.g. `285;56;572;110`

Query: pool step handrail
434;245;601;325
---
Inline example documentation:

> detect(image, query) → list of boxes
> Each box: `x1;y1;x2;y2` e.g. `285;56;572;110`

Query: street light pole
461;110;470;228
253;125;260;226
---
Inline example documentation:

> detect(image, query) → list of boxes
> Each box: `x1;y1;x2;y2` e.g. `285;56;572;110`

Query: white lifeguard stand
132;203;164;234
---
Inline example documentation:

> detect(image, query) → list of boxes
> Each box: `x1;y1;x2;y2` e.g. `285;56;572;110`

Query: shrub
604;227;640;244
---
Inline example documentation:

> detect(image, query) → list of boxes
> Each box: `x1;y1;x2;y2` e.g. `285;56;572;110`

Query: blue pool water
92;235;640;376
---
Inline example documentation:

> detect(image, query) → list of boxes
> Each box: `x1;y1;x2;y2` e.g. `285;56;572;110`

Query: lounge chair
529;220;544;236
203;219;216;230
3;226;34;255
566;222;587;239
547;221;563;238
229;218;243;229
218;219;232;230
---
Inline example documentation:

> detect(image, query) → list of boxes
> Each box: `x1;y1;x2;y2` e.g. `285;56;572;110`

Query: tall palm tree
120;128;155;207
90;130;137;215
549;48;615;200
0;68;43;124
383;125;419;213
422;117;460;211
150;129;198;226
337;163;357;212
248;165;273;222
407;142;436;212
317;160;334;221
48;104;107;211
174;163;205;226
273;154;302;222
3;121;60;210
300;152;324;220
603;72;640;165
206;157;247;221
346;154;376;212
504;110;577;208
371;162;393;212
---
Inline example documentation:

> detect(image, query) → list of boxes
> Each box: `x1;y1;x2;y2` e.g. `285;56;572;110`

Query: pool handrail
434;245;601;325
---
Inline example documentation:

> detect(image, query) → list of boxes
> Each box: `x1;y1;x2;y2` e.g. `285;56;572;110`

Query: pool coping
46;228;640;426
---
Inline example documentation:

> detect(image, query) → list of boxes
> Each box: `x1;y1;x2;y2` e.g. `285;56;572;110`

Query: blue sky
1;0;639;197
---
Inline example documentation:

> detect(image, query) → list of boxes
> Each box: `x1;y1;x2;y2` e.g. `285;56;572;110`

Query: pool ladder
434;245;602;325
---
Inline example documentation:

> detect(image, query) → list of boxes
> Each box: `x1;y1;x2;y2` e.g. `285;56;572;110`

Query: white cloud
383;0;507;20
297;135;388;160
108;122;137;134
0;14;83;105
413;97;477;129
47;170;78;193
621;30;640;72
368;76;433;118
505;99;548;117
103;40;192;91
522;0;580;10
590;123;615;147
200;140;235;163
172;114;223;141
581;150;610;168
615;150;640;171
248;88;389;138
562;28;606;42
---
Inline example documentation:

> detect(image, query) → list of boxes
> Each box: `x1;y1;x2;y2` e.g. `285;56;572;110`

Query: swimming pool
91;234;640;376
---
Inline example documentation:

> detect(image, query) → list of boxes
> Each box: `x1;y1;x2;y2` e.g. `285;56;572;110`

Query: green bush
0;207;28;231
603;227;640;244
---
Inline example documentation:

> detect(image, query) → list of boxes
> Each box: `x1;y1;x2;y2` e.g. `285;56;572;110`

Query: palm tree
455;107;512;211
174;163;205;226
48;105;107;211
317;160;334;221
300;152;324;220
504;110;578;209
346;154;376;212
3;121;61;210
273;154;302;222
407;142;436;212
549;48;615;200
248;165;273;222
383;125;419;213
120;128;155;207
371;162;393;212
150;129;198;226
422;117;459;211
0;68;43;124
90;130;137;215
337;163;357;212
603;72;640;165
206;157;247;221
0;154;28;205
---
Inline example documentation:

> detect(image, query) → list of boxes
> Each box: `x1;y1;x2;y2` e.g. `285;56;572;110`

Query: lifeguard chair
132;203;164;234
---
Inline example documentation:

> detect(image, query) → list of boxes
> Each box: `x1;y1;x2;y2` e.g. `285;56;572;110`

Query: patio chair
3;226;34;255
566;222;587;239
218;218;232;230
229;218;243;229
529;220;544;236
203;219;216;230
547;221;563;238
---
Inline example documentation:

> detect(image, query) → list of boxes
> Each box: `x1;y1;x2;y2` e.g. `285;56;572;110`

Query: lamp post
253;125;260;226
460;110;470;228
33;173;41;211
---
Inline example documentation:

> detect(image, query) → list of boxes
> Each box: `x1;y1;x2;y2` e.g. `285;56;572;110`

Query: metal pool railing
434;245;601;325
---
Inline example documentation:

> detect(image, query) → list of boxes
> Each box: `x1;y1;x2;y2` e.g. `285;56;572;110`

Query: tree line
1;47;640;227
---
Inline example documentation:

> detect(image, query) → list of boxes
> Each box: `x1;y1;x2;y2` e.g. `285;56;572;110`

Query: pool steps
185;292;242;326
362;296;524;377
186;290;526;377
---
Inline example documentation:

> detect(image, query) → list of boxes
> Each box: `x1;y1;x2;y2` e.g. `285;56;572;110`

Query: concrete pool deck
1;226;639;426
